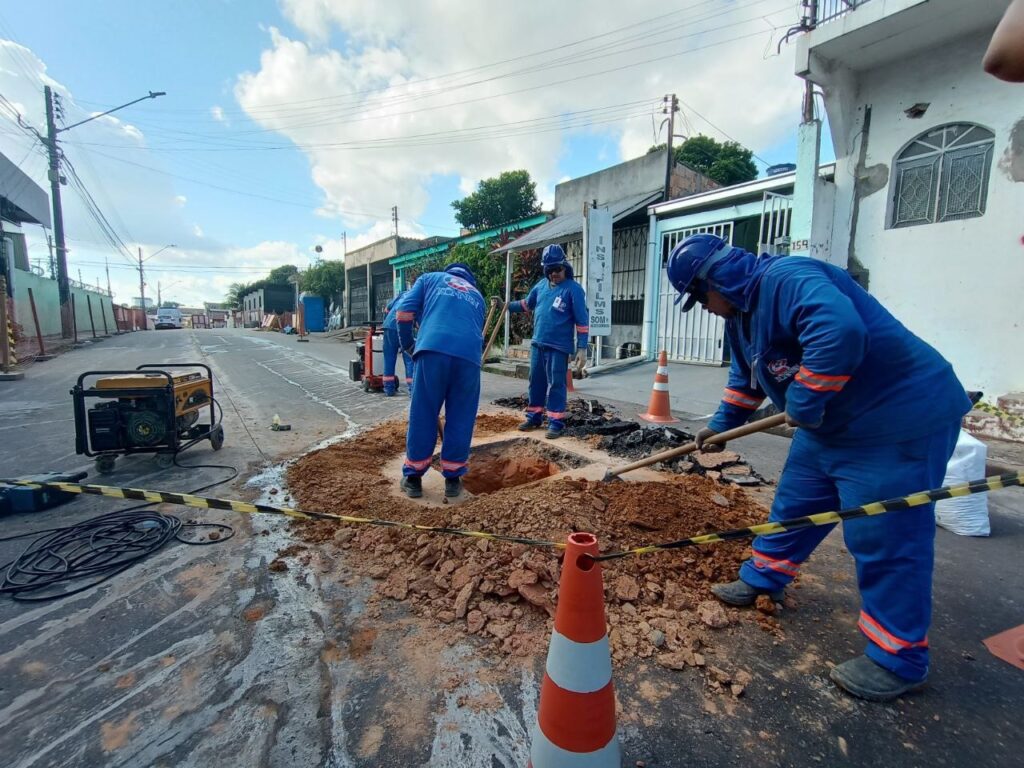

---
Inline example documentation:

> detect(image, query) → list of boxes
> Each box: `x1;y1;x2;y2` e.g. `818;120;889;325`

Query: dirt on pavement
284;413;780;693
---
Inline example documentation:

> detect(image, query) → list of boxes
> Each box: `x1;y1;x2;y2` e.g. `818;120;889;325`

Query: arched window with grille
889;123;995;228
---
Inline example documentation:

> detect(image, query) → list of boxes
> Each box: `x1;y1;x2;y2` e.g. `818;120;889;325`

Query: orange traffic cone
529;532;619;767
638;350;678;423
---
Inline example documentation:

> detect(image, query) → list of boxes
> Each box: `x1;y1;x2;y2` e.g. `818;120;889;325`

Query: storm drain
462;439;589;495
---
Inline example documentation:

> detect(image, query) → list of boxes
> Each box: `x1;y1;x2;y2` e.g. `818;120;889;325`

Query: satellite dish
314;245;323;253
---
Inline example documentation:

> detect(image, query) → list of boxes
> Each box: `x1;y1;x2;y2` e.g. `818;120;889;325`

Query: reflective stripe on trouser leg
740;431;838;591
525;344;547;424
439;355;480;478
836;422;960;681
382;328;400;393
544;348;569;430
404;351;446;477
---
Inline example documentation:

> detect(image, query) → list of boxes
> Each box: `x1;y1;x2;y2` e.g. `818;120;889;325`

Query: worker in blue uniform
396;263;485;499
381;291;414;397
666;234;970;702
508;244;589;439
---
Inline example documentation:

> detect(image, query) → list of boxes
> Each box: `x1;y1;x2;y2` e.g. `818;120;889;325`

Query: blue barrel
301;295;326;332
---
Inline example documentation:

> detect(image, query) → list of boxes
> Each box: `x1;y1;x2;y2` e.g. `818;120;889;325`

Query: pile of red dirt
284;419;783;674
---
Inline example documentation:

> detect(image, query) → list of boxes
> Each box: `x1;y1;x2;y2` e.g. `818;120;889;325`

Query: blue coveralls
508;266;589;431
381;294;414;395
704;252;970;682
397;270;485;479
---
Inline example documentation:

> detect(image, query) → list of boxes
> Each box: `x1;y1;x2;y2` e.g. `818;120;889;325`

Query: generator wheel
210;425;225;451
95;455;116;475
363;379;372;392
155;453;174;470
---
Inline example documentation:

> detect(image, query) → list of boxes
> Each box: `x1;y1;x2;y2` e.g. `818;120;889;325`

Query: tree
267;264;299;284
300;260;346;302
648;135;758;187
451;170;541;231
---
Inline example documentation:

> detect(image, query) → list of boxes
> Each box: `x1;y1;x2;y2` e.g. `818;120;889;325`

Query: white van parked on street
154;307;183;330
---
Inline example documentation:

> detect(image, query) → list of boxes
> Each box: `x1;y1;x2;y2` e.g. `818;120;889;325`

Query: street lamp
41;88;166;338
157;278;183;308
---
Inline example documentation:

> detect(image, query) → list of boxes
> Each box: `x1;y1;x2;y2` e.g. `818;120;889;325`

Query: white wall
826;31;1024;396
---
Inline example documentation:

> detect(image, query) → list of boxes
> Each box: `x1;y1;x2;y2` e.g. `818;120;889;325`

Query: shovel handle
605;412;788;479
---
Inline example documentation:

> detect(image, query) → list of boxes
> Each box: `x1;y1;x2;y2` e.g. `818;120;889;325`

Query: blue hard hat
666;234;731;312
541;244;568;270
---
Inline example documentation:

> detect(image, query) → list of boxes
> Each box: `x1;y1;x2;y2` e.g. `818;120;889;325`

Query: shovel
601;412;788;481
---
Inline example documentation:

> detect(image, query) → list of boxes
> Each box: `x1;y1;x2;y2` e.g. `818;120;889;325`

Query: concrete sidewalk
574;358;728;419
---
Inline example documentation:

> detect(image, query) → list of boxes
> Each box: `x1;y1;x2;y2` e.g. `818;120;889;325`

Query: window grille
563;225;649;326
891;123;994;228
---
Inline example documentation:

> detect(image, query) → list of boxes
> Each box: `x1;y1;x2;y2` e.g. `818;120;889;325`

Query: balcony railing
811;0;872;26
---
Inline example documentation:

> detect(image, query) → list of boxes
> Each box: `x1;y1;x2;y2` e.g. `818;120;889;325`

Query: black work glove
695;427;724;453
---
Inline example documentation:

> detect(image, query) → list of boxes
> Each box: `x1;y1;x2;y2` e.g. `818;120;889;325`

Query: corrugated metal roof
493;189;660;253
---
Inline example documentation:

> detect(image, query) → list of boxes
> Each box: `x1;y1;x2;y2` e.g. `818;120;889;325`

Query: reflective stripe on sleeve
795;366;850;393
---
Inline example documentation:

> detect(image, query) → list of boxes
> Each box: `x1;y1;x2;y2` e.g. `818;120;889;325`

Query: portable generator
349;323;387;392
71;363;224;474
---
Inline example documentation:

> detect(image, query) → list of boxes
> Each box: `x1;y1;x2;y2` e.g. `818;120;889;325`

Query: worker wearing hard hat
507;244;589;439
396;263;485;499
666;234;970;703
381;290;414;397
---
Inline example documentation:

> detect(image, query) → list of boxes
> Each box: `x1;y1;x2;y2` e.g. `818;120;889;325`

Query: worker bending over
667;234;969;702
381;291;414;397
508;244;589;439
396;263;485;499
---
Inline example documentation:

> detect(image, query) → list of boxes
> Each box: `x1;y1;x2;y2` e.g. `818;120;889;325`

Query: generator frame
71;363;224;474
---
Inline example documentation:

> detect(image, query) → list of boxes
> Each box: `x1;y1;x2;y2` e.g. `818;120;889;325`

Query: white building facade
797;0;1024;399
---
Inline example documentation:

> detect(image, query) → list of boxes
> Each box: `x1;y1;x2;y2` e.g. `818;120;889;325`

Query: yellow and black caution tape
6;471;1023;562
3;479;566;551
972;401;1024;426
589;470;1024;562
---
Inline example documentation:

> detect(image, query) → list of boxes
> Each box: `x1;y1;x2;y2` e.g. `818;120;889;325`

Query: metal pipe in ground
27;288;46;357
100;298;110;335
0;277;10;371
86;294;97;338
71;294;78;344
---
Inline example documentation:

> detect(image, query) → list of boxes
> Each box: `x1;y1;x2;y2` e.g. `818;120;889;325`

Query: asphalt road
0;328;1021;767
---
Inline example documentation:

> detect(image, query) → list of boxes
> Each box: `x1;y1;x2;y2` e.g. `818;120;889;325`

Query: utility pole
137;246;146;317
40;86;166;337
43;86;71;338
105;257;112;297
391;206;399;238
342;231;347;262
157;280;162;308
663;93;680;199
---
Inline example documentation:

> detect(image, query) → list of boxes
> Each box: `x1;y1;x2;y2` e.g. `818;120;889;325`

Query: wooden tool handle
606;413;788;479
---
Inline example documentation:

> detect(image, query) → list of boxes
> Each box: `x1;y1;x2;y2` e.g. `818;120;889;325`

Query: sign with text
584;205;612;336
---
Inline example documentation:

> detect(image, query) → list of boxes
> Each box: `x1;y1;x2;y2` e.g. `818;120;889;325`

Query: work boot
830;655;926;702
400;475;423;499
445;477;462;498
545;426;564;440
711;579;784;607
518;419;541;432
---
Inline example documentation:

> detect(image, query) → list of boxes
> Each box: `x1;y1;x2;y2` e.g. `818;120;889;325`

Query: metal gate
349;272;368;325
656;221;733;365
758;191;793;255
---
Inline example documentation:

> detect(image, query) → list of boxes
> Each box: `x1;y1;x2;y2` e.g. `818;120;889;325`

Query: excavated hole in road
461;439;588;495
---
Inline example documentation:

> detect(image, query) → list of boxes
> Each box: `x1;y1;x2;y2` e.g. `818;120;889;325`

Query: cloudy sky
0;0;822;307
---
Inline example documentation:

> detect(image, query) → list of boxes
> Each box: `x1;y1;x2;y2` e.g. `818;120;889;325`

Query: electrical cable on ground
0;396;238;600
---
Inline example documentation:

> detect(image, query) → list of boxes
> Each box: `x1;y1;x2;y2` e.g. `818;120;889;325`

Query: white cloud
174;195;188;207
210;105;228;124
193;224;204;237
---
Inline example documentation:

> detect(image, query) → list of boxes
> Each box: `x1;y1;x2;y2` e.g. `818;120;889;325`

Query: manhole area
461;438;588;495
